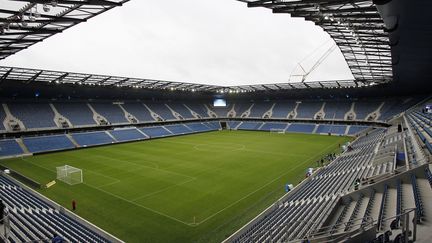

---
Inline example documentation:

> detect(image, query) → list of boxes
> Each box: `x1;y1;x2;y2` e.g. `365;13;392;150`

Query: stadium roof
0;0;128;60
0;65;371;93
236;0;393;85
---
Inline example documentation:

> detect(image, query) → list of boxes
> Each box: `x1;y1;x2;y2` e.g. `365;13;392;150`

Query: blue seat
109;129;147;142
165;124;193;134
146;103;176;120
71;132;114;146
23;135;74;153
122;103;155;122
286;123;315;133
8;103;56;129
54;103;96;126
0;139;23;156
167;103;195;119
237;122;263;130
91;103;128;124
141;126;172;138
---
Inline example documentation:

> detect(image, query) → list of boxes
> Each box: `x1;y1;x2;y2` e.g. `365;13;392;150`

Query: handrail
295;208;418;243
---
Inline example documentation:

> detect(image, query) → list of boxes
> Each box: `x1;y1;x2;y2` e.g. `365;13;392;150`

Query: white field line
193;138;346;225
94;155;196;180
85;183;194;226
91;153;160;170
84;170;121;184
20;157;194;226
164;140;309;158
18;136;346;227
130;177;196;202
96;180;122;189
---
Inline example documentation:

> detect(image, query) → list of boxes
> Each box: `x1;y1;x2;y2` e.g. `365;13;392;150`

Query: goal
56;165;83;185
270;128;286;134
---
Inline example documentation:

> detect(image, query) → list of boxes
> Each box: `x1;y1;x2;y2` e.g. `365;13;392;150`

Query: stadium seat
23;135;75;153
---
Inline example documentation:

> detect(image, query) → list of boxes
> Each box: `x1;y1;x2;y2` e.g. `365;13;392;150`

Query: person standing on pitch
72;199;76;211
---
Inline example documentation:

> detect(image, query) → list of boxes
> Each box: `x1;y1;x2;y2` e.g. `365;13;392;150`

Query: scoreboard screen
214;99;227;107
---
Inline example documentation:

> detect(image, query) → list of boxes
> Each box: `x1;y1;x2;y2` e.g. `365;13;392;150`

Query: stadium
0;0;431;243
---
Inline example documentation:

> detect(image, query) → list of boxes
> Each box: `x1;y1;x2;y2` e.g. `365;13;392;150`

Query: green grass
0;130;350;243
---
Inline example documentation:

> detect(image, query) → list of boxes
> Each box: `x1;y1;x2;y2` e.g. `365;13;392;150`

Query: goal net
56;165;83;185
270;128;286;134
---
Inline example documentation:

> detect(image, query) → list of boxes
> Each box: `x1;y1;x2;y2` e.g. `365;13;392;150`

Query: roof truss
0;0;129;60
0;66;374;93
237;0;393;84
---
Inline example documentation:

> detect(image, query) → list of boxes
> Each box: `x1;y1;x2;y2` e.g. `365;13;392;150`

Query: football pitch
0;130;350;243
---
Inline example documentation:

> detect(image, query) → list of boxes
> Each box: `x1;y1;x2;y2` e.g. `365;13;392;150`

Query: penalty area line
19;157;195;226
193;141;341;226
85;183;195;226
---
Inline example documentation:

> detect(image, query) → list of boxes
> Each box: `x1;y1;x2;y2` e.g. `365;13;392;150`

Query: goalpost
56;165;83;185
270;128;286;134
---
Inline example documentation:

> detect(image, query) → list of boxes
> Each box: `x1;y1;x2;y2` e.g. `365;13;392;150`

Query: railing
1;210;10;242
1;210;72;243
289;208;417;243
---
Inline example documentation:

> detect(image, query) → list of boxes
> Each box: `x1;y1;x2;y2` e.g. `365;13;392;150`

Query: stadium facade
0;0;431;242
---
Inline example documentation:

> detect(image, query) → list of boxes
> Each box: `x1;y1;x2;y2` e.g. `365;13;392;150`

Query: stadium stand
0;99;428;243
230;129;387;242
296;101;323;119
234;103;253;118
167;103;195;119
324;101;352;120
0;107;6;131
54;103;96;127
122;103;155;122
347;125;369;135
237;122;263;130
213;104;232;118
260;122;288;131
0;98;423;131
145;103;176;120
23;135;75;153
315;124;347;135
0;139;23;157
140;126;173;138
0;0;430;242
271;101;296;118
227;121;241;129
164;124;193;135
248;102;273;118
286;123;316;133
7;103;56;129
71;131;114;147
379;97;421;121
203;121;221;130
109;128;147;142
91;103;128;124
185;122;213;132
0;174;112;243
354;100;382;120
185;103;210;118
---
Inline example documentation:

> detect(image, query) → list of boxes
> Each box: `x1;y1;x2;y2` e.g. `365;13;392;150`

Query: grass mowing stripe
195;137;345;225
0;131;351;243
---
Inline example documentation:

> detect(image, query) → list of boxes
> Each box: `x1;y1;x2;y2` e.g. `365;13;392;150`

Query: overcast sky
0;0;353;86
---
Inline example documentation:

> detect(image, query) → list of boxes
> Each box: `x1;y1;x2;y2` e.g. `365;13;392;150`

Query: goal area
270;128;286;134
56;165;83;185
